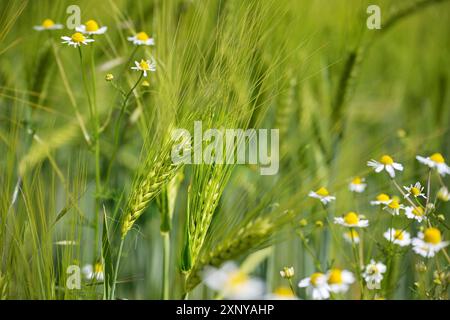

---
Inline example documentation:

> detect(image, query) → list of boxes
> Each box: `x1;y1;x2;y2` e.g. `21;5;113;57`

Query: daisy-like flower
404;206;426;222
383;228;411;247
370;193;392;206
33;19;63;31
265;287;297;300
76;19;107;35
403;182;426;199
127;31;155;46
383;198;403;216
348;176;367;193
343;229;360;244
82;262;104;281
280;266;294;279
362;260;386;289
308;187;336;205
298;272;330;300
61;32;94;48
202;262;265;299
326;268;355;294
131;58;156;77
334;212;369;228
412;227;449;258
367;155;403;178
437;186;450;202
416;153;450;176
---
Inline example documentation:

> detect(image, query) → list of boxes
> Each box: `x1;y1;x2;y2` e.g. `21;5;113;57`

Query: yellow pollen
367;265;378;275
346;229;359;239
229;271;248;287
388;200;400;209
71;32;86;43
94;263;103;274
412;207;424;216
344;212;359;225
352;177;362;184
310;272;324;286
380;155;394;165
328;269;343;285
423;228;441;244
411;187;421;196
376;193;390;202
85;20;99;32
315;187;329;197
42;19;55;28
139;60;150;70
430;153;445;163
273;287;294;297
394;230;404;240
136;32;150;41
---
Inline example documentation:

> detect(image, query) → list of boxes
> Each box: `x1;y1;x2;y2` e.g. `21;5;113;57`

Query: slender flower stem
111;238;124;300
162;232;170;300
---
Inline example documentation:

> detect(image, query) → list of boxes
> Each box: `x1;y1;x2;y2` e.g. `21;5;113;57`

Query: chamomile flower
82;262;104;281
61;32;94;47
131;58;156;77
412;228;449;258
334;212;369;228
308;187;336;205
404;206;426;222
202;262;265;299
76;19;107;35
280;266;294;279
265;287;297;300
33;19;63;31
367;155;403;178
298;272;330;300
349;176;367;193
416;153;450;176
326;268;355;294
343;229;360;244
370;193;392;206
362;260;386;288
383;198;403;216
127;31;155;46
437;186;450;202
403;182;426;199
383;228;411;246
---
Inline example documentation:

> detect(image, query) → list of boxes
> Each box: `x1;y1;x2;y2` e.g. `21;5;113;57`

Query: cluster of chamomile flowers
303;152;449;299
33;18;156;77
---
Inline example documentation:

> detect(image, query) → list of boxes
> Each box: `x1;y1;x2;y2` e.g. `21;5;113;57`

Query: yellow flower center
424;228;441;244
388;200;400;209
85;20;99;32
380;155;394;165
345;229;359;239
352;177;362;184
273;286;294;297
430;153;445;163
376;193;390;202
42;19;55;28
412;207;424;217
94;263;103;274
136;31;150;41
328;269;343;284
310;272;324;287
139;59;150;70
315;187;329;197
411;187;421;196
229;271;248;287
71;32;86;43
367;265;378;275
344;212;359;225
394;230;404;240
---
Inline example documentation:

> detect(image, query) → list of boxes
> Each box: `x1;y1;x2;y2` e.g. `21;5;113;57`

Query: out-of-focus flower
280;266;294;279
334;212;369;228
127;31;155;46
33;19;63;31
298;272;330;300
105;73;114;81
76;20;107;35
343;229;360;244
437;186;450;202
412;227;449;258
61;32;94;47
82;262;104;281
383;198;403;216
383;228;411;246
308;187;335;205
416;153;450;176
367;155;403;178
362;260;386;289
370;193;392;206
403;182;426;199
265;287;297;300
349;176;367;193
326;268;355;293
404;206;426;222
202;262;265;299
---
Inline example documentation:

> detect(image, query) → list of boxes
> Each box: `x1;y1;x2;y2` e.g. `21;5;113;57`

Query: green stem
111;238;124;300
162;232;170;300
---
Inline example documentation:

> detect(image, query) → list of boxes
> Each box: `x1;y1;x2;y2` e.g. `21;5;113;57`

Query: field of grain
0;0;449;300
